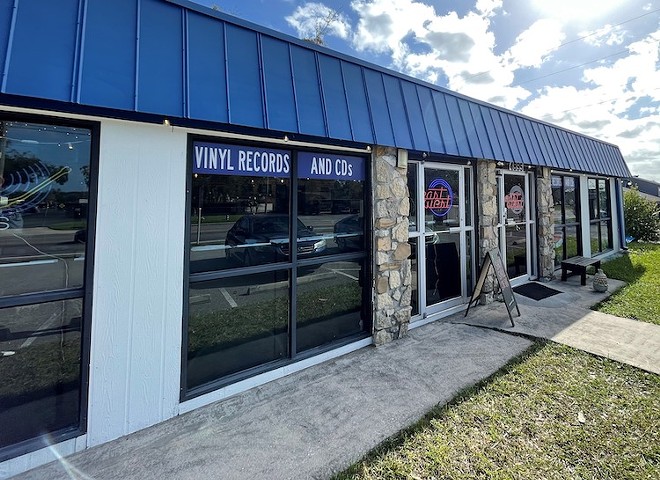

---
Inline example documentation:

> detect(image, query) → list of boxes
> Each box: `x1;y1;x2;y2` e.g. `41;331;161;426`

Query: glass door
497;171;535;284
408;162;474;321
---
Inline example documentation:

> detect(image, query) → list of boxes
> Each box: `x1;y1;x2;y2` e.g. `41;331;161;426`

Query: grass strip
336;342;659;480
596;242;660;325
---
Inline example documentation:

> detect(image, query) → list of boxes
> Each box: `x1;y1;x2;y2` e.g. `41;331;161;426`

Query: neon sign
505;185;524;214
424;178;453;217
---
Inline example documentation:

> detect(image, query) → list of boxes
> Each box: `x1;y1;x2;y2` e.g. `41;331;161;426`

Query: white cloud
520;30;660;181
580;25;626;47
503;19;565;69
348;0;533;107
285;2;351;42
475;0;503;17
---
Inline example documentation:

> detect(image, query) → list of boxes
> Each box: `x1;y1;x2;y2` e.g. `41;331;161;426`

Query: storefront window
186;272;289;389
552;174;581;266
185;141;370;396
0;119;94;453
588;177;612;256
190;172;291;272
296;259;365;352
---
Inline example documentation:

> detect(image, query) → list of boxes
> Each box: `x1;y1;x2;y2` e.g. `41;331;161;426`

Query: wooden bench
561;256;601;286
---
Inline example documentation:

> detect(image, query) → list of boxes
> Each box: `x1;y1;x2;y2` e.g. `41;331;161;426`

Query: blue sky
192;0;660;182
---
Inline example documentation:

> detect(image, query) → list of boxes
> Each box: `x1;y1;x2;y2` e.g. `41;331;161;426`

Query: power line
513;49;630;86
464;6;660;82
553;6;660;50
541;86;660;118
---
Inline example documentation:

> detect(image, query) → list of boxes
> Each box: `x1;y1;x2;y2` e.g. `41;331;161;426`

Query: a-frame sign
465;248;520;327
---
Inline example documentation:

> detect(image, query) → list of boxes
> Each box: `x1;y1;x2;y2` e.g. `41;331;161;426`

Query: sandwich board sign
465;248;520;327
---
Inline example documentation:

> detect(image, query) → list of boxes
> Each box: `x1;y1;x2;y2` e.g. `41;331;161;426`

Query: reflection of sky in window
1;122;91;193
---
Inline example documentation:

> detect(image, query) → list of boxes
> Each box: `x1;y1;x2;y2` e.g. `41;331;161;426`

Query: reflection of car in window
333;215;364;252
74;229;87;243
225;214;326;266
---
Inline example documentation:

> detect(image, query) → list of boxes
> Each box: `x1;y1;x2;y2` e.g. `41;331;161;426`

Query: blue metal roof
0;0;631;178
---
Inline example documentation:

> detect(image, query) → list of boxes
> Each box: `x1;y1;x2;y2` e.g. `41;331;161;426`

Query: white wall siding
87;121;187;446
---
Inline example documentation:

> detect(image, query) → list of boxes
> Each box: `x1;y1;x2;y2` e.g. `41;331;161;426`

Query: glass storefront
184;140;370;397
552;175;581;266
0;118;95;455
408;161;474;319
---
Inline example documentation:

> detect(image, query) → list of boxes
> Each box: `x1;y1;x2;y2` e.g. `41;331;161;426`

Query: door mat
513;282;562;301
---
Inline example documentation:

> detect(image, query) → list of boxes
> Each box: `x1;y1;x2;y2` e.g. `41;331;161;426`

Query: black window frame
588;177;613;256
181;135;372;401
0;111;99;462
552;174;582;267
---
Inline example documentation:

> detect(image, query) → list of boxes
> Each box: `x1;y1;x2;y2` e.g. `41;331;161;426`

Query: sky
192;0;660;183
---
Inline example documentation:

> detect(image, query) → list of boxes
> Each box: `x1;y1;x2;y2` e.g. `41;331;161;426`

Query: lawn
336;342;659;480
596;242;660;325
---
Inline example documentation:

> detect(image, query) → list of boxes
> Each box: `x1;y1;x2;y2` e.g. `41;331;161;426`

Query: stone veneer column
536;167;556;280
476;160;498;303
372;146;412;345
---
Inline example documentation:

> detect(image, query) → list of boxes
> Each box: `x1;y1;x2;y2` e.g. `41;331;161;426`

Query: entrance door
408;163;474;320
497;171;536;284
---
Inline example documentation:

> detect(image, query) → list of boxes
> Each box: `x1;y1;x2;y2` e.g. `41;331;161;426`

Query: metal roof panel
477;105;504;161
514;117;541;166
342;62;374;144
467;102;494;160
5;0;79;101
262;36;298;133
137;0;184;116
225;24;264;128
364;70;395;146
290;46;326;137
318;54;352;141
401;80;430;152
457;98;483;158
528;121;553;167
0;0;12;90
416;86;444;153
79;0;138;109
498;111;524;163
382;75;413;149
432;91;459;156
186;11;228;122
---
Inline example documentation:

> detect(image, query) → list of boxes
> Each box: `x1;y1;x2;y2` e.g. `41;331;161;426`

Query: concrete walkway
455;276;660;375
10;275;660;480
12;322;532;480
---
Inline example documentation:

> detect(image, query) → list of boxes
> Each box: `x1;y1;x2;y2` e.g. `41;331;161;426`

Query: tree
302;8;341;46
624;187;660;242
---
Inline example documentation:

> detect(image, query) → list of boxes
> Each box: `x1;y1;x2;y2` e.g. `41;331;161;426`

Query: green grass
189;282;361;354
47;220;86;230
336;343;660;480
0;337;81;401
595;242;660;325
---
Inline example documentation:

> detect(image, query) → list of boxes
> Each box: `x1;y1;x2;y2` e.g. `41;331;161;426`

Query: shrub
624;187;660;242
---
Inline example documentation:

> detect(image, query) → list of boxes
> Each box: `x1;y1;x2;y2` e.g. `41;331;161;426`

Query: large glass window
588;178;612;255
185;141;370;396
187;272;289;388
552;175;581;266
0;118;94;455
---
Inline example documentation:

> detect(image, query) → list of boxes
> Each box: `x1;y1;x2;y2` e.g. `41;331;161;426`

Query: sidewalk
11;276;659;480
455;276;660;375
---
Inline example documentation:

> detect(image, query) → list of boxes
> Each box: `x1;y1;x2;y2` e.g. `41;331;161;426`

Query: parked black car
333;215;364;252
225;214;326;266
